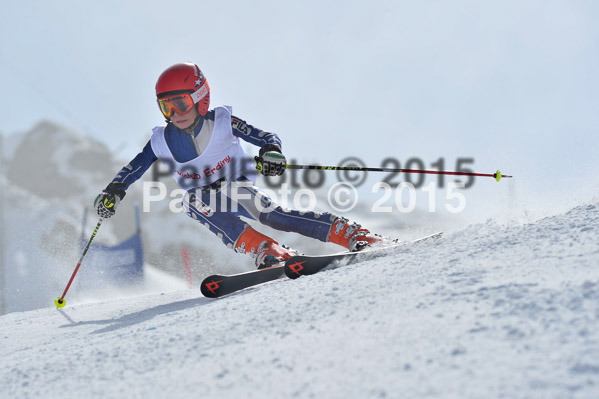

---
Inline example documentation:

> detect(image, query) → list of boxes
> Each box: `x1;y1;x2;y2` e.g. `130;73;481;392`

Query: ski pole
285;164;512;182
55;217;103;308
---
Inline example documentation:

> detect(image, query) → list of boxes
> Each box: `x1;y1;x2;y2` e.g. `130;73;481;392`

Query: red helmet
155;62;210;116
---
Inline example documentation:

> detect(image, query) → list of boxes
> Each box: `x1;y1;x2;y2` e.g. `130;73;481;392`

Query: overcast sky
2;0;599;216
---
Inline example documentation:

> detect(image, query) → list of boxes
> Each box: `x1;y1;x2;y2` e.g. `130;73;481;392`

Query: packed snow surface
1;202;599;398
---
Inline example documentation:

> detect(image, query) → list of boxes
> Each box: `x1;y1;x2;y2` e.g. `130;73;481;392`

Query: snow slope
1;201;598;398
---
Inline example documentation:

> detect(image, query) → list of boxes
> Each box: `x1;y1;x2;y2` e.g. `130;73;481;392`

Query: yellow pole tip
495;170;502;182
55;297;66;308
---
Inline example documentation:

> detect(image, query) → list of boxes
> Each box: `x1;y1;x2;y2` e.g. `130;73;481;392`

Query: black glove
255;144;286;176
94;182;127;219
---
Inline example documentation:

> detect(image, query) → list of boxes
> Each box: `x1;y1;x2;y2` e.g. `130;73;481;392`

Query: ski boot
327;217;388;251
235;226;297;269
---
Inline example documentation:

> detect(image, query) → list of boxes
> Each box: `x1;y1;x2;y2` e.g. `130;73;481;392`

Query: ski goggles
157;83;209;118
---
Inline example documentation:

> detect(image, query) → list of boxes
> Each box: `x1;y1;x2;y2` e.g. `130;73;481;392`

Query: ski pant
182;177;337;248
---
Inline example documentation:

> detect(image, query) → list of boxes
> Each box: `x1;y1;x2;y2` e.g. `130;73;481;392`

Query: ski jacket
110;107;282;191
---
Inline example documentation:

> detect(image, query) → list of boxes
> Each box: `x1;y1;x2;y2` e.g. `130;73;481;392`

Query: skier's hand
256;144;286;176
94;182;127;219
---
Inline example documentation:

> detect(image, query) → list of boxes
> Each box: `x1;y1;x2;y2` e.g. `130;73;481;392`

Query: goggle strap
191;83;209;104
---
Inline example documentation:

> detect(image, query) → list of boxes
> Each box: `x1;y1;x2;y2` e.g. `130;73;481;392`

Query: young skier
94;62;384;268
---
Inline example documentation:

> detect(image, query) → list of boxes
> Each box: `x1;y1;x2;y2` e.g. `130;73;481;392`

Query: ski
200;232;443;297
200;263;285;298
284;231;443;279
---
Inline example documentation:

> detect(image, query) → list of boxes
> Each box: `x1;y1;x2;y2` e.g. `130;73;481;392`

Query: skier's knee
183;193;214;220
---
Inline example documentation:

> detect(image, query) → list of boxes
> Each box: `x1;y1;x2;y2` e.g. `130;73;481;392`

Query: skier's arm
231;115;283;151
110;140;158;190
231;115;286;176
94;140;157;218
